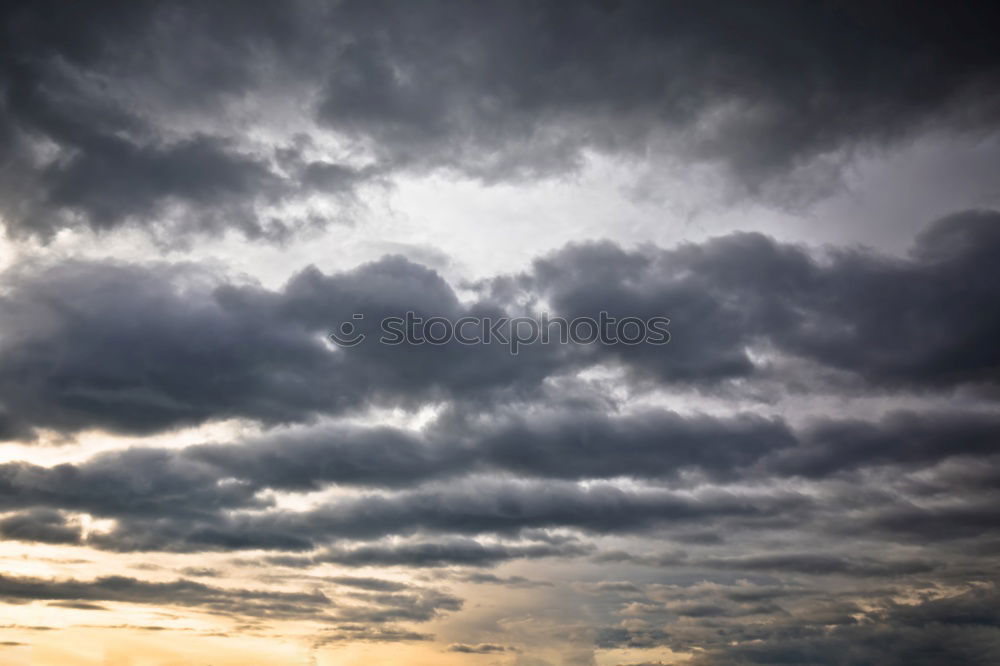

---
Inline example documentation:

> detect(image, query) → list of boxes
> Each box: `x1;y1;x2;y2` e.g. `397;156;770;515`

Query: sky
0;1;999;665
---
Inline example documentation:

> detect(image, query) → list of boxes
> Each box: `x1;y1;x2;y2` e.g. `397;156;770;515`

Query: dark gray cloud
773;411;1000;478
0;571;463;639
10;404;991;518
686;586;1000;666
0;449;265;519
0;1;313;240
315;540;589;569
516;210;1000;392
2;2;999;238
313;625;433;645
262;540;578;570
185;407;797;493
80;480;806;553
447;643;512;654
694;553;941;578
865;499;1000;544
0;389;996;566
47;601;107;611
0;406;801;552
0;254;570;440
586;576;1000;666
461;409;793;483
0;509;80;545
451;573;548;588
0;573;331;622
1;212;998;441
334;589;461;624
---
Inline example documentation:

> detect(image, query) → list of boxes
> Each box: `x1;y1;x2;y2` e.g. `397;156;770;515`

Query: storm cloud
1;211;998;441
3;1;1000;238
1;2;998;664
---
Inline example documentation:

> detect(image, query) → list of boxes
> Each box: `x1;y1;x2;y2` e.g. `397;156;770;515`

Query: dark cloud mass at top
0;2;999;665
1;0;1000;237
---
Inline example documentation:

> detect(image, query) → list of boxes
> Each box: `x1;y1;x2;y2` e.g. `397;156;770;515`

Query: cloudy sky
1;1;999;664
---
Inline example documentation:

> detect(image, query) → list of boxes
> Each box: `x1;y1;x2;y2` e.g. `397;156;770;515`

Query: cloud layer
0;217;998;661
1;3;999;664
3;1;1000;239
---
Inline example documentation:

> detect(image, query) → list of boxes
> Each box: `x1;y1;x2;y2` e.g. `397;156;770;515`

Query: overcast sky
1;2;999;665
